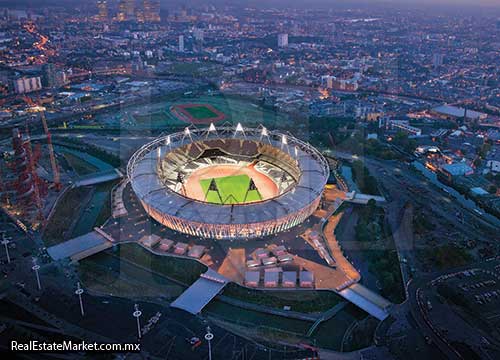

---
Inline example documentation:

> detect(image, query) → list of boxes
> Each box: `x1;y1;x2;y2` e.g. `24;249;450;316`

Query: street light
205;326;214;360
1;231;12;264
32;258;41;290
133;304;142;339
75;282;85;316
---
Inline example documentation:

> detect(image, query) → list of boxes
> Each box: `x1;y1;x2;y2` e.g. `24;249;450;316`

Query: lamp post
75;282;85;316
205;326;214;360
1;232;11;263
32;258;41;290
133;304;142;339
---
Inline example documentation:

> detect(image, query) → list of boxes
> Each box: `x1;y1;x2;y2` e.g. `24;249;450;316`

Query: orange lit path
323;212;361;283
217;248;246;283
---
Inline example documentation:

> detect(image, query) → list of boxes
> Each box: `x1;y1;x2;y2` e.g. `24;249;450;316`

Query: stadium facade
127;125;329;239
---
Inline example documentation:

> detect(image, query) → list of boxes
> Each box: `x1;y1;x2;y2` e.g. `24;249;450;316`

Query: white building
13;76;42;94
486;159;500;174
193;28;204;42
278;33;288;48
178;35;184;52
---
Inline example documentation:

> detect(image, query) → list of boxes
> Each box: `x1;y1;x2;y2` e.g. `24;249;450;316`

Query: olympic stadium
127;124;329;239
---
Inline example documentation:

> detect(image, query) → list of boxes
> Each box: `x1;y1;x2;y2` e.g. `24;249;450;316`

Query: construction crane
23;96;62;190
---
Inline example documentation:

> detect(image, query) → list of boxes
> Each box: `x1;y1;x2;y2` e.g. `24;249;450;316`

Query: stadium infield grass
199;174;262;204
184;105;220;119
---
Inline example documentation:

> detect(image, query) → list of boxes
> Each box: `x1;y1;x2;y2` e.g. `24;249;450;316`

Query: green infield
184;105;220;119
200;174;262;204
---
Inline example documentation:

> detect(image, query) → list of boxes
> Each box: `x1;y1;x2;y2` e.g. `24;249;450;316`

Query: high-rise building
432;53;444;68
178;35;184;52
143;0;160;22
117;0;134;21
12;76;42;94
278;33;288;48
193;28;204;42
42;63;56;88
96;0;108;21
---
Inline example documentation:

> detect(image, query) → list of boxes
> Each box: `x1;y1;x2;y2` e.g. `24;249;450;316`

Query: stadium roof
128;126;329;226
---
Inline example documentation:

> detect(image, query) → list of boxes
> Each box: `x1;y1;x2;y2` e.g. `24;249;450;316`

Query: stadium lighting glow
206;122;217;138
128;126;329;239
182;127;192;142
166;135;171;146
157;147;162;165
294;146;298;157
234;122;246;138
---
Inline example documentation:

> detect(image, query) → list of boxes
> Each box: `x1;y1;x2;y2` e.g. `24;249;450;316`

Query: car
187;337;200;345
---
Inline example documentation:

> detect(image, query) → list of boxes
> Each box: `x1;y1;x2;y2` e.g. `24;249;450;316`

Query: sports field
171;103;226;124
199;174;262;204
184;105;219;119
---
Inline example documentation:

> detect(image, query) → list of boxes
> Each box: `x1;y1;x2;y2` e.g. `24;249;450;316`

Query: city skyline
0;1;499;359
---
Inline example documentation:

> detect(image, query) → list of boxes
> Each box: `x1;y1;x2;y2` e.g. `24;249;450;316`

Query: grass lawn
204;300;312;336
184;105;219;119
199;174;262;204
62;152;98;176
108;243;207;286
43;187;92;246
222;283;344;313
78;251;185;300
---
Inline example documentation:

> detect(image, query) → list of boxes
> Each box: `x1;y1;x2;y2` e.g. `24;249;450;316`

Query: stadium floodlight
259;126;271;143
281;134;290;153
206;122;217;138
165;135;171;147
294;146;298;158
234;122;246;137
182;127;192;142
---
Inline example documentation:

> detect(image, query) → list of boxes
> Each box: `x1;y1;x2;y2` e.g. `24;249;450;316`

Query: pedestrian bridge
338;283;391;320
47;229;114;262
74;169;123;187
345;191;386;205
171;269;228;314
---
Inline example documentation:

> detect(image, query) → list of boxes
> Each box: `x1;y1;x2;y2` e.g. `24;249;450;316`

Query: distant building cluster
101;0;161;23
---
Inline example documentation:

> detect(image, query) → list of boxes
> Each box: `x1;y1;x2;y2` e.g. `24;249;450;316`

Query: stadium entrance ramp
171;269;228;314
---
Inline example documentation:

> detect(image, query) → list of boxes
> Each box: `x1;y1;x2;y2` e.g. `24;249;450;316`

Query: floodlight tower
281;134;289;154
157;147;162;167
181;127;192;143
234;123;246;138
205;123;217;138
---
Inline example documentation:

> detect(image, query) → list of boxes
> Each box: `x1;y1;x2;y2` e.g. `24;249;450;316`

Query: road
407;279;463;360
